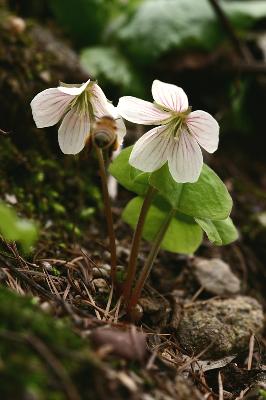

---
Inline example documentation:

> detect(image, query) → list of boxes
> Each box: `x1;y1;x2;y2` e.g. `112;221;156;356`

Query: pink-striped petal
115;117;126;145
186;110;219;153
105;103;126;145
31;88;73;128
58;79;90;96
168;129;203;183
58;107;90;154
129;125;172;172
90;83;109;118
152;80;189;113
117;96;170;125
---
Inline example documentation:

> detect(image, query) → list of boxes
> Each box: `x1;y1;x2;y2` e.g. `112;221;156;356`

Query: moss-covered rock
177;296;264;359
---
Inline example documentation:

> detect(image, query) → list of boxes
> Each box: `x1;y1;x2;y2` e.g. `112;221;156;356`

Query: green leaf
150;163;232;220
109;146;150;195
122;196;203;254
48;0;111;45
80;46;138;91
116;0;266;61
225;2;266;31
0;203;38;252
195;217;238;246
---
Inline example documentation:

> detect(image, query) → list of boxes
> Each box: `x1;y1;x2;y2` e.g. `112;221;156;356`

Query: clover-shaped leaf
150;163;232;220
122;196;203;254
195;217;238;246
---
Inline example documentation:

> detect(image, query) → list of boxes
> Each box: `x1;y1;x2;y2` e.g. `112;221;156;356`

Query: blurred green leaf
225;1;266;30
0;203;38;252
224;80;252;134
150;163;233;220
195;217;238;245
122;196;203;253
48;0;111;45
81;46;138;90
116;0;266;62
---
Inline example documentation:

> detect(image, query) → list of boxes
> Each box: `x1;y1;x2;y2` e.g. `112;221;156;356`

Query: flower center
69;82;95;120
154;102;191;139
166;109;191;140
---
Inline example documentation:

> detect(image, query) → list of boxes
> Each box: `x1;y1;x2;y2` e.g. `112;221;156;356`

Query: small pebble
192;257;241;295
92;278;109;293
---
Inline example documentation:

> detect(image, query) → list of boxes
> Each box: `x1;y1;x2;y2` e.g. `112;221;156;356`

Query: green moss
0;287;101;399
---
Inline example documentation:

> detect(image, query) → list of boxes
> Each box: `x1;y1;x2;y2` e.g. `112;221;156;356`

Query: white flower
31;79;126;154
117;80;219;183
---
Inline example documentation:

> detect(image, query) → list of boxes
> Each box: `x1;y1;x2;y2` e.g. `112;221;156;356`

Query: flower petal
129;125;172;172
186;110;219;153
58;79;90;95
31;88;73;128
105;103;127;146
115;117;126;145
58;107;90;155
152;79;189;113
90;83;109;118
117;96;169;125
168;129;203;183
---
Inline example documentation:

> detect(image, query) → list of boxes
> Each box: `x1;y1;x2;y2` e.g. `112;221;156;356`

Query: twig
247;333;255;370
218;371;224;400
113;296;122;324
81;281;102;320
235;387;250;400
187;286;204;305
0;254;102;323
103;283;114;320
177;341;216;373
208;0;252;63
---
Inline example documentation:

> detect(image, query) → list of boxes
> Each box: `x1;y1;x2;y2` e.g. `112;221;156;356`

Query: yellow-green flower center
155;102;191;139
69;82;95;120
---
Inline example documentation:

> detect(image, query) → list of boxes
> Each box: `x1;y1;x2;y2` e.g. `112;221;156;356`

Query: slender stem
122;186;156;304
208;0;252;63
127;209;175;314
95;147;117;284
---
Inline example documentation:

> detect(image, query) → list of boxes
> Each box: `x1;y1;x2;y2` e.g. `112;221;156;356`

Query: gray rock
192;258;241;295
177;296;264;359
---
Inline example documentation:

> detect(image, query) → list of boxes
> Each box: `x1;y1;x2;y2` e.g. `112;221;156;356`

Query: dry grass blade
81;281;102;320
177;340;216;373
247;333;255;370
113;296;122;323
235;387;250;400
218;371;223;400
103;283;113;320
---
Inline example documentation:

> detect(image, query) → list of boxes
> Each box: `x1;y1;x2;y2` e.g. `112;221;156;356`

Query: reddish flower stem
122;186;156;305
127;208;175;315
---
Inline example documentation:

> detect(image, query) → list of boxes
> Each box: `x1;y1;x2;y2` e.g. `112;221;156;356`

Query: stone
192;257;241;295
92;278;109;293
91;327;147;362
177;296;264;359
